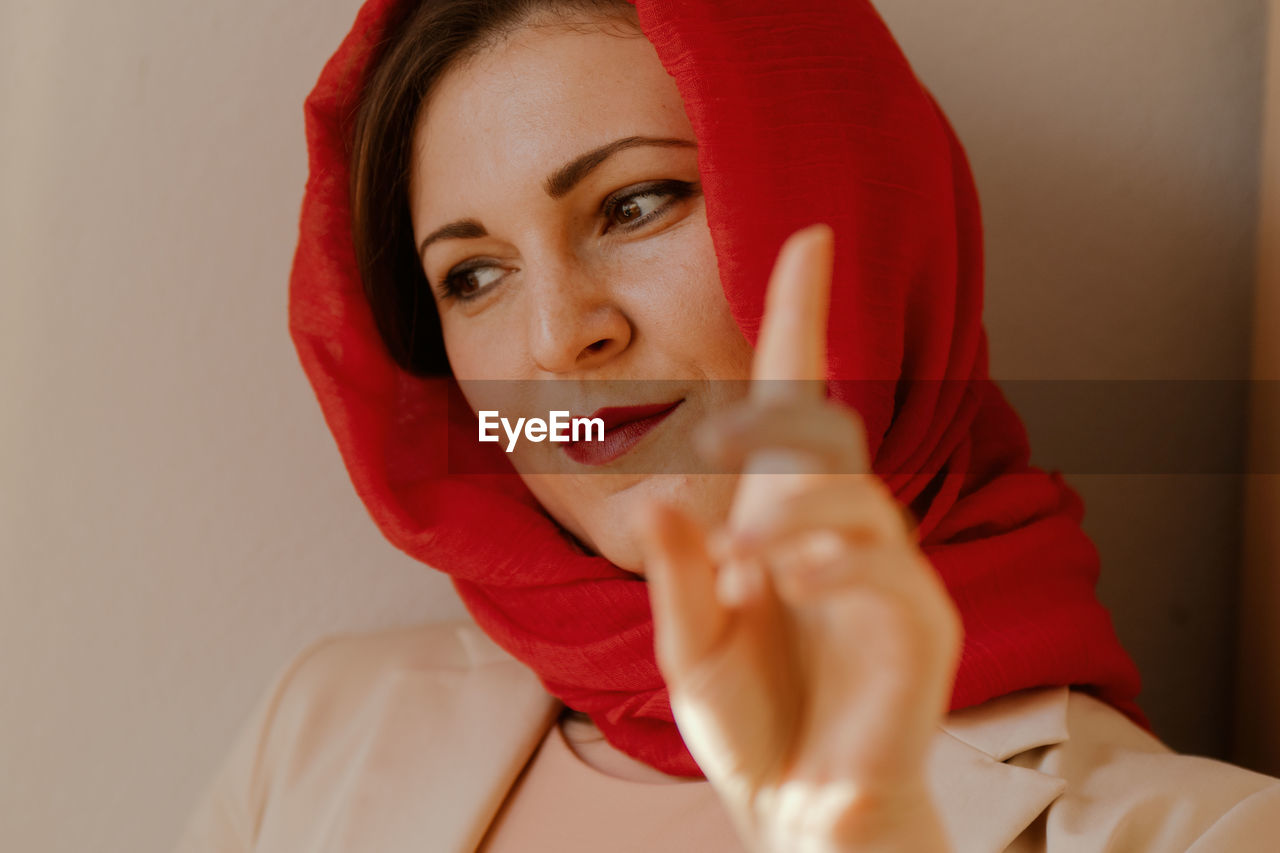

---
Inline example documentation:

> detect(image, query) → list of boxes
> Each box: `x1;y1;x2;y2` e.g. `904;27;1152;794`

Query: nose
526;257;633;375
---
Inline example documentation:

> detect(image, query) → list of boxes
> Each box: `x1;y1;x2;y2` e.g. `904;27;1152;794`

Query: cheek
649;226;753;377
439;315;520;382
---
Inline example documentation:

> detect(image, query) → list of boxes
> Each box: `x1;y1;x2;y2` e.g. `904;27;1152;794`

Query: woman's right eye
438;263;505;302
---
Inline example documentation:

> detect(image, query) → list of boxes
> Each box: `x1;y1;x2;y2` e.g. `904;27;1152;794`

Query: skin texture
410;13;753;573
641;227;960;851
410;13;962;852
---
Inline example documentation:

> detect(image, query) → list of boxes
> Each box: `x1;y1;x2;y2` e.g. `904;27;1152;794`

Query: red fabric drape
288;0;1145;778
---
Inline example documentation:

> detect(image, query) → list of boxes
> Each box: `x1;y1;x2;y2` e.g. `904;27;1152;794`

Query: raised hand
637;225;962;852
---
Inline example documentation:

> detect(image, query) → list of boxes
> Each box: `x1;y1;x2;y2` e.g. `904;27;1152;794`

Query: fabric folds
288;0;1144;777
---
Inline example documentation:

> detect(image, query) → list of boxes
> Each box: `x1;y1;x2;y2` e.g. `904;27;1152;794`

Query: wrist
730;781;951;853
826;782;950;853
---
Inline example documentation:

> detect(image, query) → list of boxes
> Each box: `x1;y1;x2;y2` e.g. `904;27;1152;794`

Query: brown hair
348;0;638;376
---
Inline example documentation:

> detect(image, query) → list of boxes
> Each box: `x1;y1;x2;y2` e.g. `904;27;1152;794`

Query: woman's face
410;13;754;573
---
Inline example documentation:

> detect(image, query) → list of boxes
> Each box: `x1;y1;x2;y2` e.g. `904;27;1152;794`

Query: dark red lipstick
562;400;682;466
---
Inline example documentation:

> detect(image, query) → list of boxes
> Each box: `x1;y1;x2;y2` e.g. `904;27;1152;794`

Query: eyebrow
417;135;697;261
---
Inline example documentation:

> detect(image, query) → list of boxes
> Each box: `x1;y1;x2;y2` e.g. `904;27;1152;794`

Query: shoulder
1018;690;1280;851
1051;689;1278;804
173;620;558;853
260;618;551;758
270;619;527;703
927;688;1280;852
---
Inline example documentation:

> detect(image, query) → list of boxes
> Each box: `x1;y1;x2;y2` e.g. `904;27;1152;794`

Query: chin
585;473;739;574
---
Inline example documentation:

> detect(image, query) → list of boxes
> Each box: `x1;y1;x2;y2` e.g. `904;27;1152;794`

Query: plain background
1;1;1276;851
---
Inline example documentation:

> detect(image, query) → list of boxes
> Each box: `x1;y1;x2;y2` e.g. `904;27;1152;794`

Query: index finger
751;224;834;403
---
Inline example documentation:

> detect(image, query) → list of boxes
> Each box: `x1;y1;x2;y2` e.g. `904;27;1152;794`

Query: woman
175;0;1280;850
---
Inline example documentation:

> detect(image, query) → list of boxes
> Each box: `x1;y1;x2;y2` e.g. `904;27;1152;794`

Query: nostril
585;339;609;354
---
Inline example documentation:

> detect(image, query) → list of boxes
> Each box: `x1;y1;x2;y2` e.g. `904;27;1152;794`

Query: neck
556;707;695;785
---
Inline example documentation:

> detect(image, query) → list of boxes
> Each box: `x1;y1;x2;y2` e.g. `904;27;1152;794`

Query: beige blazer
173;620;1280;852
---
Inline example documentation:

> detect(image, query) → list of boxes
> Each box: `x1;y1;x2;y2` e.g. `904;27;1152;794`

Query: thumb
637;502;728;682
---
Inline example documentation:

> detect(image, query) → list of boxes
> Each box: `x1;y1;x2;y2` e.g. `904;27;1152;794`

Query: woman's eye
611;193;664;226
440;263;504;301
603;181;698;233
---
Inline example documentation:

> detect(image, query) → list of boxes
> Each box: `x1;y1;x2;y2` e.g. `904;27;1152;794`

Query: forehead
412;21;694;201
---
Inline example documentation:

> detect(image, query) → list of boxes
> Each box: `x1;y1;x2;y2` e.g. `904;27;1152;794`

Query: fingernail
729;528;762;558
804;222;834;241
716;559;762;607
716;560;747;606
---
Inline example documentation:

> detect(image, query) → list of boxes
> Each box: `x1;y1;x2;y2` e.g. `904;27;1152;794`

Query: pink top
478;712;745;851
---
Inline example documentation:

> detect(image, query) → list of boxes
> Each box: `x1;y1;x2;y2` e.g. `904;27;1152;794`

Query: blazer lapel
304;621;1069;853
314;624;560;853
392;640;1073;853
927;688;1071;853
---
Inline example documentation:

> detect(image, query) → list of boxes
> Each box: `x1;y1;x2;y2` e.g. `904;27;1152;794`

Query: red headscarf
289;0;1145;777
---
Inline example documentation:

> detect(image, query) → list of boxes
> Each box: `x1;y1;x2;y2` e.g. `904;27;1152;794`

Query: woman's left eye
602;181;698;233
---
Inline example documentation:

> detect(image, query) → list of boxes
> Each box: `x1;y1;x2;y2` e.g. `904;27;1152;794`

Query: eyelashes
600;179;699;234
432;179;701;303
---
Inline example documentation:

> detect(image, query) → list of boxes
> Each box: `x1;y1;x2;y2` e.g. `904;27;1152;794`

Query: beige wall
873;0;1269;769
0;1;1271;851
1;4;470;852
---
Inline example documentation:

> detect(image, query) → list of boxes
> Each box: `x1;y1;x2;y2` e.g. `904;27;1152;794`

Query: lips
562;399;683;466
